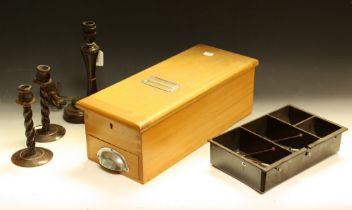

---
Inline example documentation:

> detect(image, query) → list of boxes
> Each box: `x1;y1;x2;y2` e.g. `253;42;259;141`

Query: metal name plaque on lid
142;75;180;92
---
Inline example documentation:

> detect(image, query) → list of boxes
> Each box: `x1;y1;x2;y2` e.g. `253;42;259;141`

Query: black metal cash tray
209;105;347;193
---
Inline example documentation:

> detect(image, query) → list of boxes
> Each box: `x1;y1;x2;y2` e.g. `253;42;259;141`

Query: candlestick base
34;124;66;142
63;101;84;124
11;147;53;167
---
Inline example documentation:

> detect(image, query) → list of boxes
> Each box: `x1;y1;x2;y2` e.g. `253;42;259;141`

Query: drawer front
86;135;141;182
84;111;141;155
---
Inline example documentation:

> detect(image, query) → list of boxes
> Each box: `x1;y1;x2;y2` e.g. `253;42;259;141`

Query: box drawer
86;135;140;181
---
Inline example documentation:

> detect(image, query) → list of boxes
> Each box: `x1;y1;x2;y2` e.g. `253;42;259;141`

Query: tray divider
293;115;315;126
240;125;293;153
267;114;321;139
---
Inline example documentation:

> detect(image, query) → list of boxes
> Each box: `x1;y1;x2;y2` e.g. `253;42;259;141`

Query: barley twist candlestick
11;84;53;167
34;65;66;142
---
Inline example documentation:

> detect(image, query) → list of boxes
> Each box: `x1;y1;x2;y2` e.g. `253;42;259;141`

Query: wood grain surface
77;44;259;183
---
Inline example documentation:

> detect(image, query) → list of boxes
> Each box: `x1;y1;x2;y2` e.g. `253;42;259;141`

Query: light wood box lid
76;44;259;131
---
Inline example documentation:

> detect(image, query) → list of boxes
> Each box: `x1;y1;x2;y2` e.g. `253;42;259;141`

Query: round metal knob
97;147;129;172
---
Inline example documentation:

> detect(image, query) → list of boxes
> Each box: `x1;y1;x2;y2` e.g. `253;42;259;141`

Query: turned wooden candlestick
81;20;100;96
63;20;101;124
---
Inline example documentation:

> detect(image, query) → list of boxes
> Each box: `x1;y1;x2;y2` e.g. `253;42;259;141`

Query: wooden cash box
76;44;259;183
